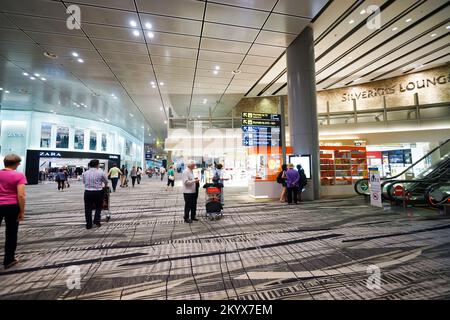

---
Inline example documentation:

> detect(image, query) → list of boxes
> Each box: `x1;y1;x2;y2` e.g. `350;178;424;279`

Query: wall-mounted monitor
289;155;312;179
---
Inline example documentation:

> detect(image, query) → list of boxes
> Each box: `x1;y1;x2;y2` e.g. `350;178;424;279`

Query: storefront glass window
125;140;132;156
101;133;107;152
74;129;85;150
90;131;97;151
56;126;69;149
40;123;52;148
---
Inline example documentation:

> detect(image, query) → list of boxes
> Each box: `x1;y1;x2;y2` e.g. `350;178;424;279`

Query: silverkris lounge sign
341;73;450;102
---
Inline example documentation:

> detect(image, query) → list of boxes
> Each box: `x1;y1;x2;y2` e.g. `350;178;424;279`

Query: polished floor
0;177;449;300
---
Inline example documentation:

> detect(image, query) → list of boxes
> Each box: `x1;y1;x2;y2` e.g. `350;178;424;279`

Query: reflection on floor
0;178;449;300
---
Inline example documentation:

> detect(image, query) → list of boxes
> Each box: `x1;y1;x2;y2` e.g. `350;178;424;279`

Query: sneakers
4;258;19;270
184;219;192;224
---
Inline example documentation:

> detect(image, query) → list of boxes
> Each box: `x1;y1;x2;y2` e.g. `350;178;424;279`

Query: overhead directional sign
241;112;282;147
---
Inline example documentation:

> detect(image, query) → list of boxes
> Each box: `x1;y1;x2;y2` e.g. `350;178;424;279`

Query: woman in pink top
0;154;27;269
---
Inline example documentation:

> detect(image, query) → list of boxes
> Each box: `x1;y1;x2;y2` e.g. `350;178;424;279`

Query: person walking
160;166;166;181
136;167;143;185
182;160;198;223
296;164;308;202
82;159;108;229
55;168;66;191
0;154;27;269
120;165;128;187
64;167;70;188
107;163;122;192
130;166;137;187
286;164;300;205
166;165;175;191
277;164;288;202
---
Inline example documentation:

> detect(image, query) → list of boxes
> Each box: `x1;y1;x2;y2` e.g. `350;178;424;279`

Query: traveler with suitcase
182;160;198;224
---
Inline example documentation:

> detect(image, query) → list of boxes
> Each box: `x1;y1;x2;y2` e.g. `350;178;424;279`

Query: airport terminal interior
0;0;449;301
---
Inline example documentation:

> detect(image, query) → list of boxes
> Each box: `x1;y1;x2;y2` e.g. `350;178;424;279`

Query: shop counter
248;179;281;199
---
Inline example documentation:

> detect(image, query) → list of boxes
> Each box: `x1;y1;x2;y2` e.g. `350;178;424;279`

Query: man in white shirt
182;160;198;223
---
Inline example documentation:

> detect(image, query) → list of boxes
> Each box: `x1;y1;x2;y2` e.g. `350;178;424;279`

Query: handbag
168;175;175;181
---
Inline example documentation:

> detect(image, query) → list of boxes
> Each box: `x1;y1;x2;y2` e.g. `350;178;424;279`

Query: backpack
276;171;283;184
299;170;307;187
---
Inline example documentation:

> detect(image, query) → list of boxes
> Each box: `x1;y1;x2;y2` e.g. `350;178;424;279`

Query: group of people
277;164;308;205
107;164;144;191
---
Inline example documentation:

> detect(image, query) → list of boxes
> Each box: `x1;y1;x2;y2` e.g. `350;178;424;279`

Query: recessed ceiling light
77;58;84;63
406;18;412;23
164;120;167;124
41;77;46;81
5;90;9;93
197;115;200;118
129;113;134;117
147;32;154;38
215;66;220;70
160;107;163;111
431;33;437;37
203;99;207;104
145;22;152;29
30;76;36;80
133;30;140;37
213;70;219;75
23;72;29;76
111;94;115;97
129;20;137;27
0;87;3;90
392;27;398;31
72;52;79;57
84;105;88;108
349;19;355;24
34;73;40;77
150;81;155;85
360;10;366;15
447;25;450;30
50;110;54;112
152;85;156;88
141;126;145;129
99;118;104;122
160;82;164;85
113;96;118;100
354;78;362;82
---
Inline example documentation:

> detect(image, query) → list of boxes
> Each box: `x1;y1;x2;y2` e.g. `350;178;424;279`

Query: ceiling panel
209;0;277;11
201;38;252;54
203;22;259;42
147;32;199;49
66;3;139;28
135;0;205;20
138;13;202;36
248;43;285;57
198;50;245;63
274;0;330;18
92;38;148;54
0;0;67;20
205;3;268;29
27;31;93;48
83;24;145;43
255;30;297;47
263;13;310;34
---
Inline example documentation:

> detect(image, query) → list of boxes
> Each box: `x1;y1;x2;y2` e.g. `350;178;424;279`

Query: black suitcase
206;201;222;213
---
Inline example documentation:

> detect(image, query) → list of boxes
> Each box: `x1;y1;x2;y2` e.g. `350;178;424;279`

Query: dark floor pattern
0;178;449;300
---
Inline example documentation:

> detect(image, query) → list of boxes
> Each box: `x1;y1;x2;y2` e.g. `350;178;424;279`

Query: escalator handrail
424;182;450;208
382;138;450;180
384;179;443;202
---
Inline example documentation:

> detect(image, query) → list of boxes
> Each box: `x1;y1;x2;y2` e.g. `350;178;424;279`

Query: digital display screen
289;155;311;179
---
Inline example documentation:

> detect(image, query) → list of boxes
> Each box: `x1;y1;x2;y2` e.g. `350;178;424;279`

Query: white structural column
286;26;320;200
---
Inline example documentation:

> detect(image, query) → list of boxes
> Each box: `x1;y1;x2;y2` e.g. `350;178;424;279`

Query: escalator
355;139;450;207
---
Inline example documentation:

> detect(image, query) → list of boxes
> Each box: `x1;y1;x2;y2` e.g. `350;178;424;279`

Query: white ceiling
0;0;329;142
246;0;450;97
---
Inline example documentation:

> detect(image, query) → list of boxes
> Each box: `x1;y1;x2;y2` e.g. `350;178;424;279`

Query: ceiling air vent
44;52;58;59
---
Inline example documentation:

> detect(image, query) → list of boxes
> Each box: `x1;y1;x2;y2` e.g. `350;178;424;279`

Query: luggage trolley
203;183;223;220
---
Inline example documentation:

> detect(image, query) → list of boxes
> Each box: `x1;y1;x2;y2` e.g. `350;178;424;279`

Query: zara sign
39;152;62;157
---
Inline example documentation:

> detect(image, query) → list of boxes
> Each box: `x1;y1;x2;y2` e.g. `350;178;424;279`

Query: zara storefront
0;110;144;184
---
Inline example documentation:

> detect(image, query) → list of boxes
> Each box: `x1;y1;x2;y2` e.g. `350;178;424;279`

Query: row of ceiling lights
23;72;46;81
0;87;10;93
130;20;154;39
72;52;84;63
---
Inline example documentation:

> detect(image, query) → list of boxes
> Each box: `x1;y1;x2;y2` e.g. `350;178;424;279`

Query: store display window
90;131;97;151
74;129;84;150
40;123;52;148
56;126;69;149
